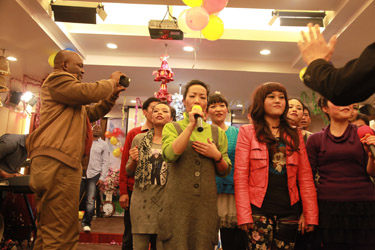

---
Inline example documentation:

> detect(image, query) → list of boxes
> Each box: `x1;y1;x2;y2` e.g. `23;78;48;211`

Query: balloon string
192;32;202;69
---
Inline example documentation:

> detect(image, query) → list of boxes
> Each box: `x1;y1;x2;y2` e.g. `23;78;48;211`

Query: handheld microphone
357;125;375;158
192;105;204;132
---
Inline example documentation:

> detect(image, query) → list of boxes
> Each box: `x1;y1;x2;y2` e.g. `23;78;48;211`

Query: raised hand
297;23;337;65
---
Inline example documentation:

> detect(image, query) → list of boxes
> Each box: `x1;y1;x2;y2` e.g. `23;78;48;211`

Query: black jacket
303;42;375;106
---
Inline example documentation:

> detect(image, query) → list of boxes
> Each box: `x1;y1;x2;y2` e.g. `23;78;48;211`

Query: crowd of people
115;78;375;250
1;23;375;250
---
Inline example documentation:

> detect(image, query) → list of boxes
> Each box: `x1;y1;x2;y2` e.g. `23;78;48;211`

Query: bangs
262;82;287;97
208;94;228;107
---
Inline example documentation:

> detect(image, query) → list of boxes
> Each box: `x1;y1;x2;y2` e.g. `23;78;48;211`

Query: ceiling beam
15;0;86;58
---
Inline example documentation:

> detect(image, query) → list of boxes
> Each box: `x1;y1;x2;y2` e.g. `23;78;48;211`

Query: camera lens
119;75;130;88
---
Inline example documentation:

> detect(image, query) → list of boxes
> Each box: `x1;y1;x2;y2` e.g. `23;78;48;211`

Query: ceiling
1;0;375;119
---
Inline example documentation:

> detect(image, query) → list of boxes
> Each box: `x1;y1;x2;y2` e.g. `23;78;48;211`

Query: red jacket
234;125;318;226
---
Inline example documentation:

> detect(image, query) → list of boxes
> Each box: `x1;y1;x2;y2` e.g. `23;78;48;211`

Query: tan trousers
30;156;81;250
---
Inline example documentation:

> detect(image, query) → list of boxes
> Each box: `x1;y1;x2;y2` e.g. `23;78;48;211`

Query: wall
309;113;327;133
0;106;28;135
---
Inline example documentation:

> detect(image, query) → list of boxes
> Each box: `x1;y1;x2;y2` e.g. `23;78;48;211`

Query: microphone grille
192;105;202;111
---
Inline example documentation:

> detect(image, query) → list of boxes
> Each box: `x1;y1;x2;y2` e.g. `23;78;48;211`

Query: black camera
119;75;130;88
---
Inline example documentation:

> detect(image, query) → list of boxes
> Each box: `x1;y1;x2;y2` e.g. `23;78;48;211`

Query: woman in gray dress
160;80;231;250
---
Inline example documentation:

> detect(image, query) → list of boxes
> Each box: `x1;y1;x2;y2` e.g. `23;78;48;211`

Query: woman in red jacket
234;82;318;250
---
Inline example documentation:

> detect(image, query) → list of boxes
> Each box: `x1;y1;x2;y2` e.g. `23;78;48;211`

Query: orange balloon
104;131;112;138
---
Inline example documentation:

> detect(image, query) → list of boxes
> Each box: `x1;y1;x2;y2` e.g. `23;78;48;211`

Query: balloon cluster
179;0;228;41
105;128;124;157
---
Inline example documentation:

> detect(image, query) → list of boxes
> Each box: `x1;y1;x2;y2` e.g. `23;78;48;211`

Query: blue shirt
216;126;238;194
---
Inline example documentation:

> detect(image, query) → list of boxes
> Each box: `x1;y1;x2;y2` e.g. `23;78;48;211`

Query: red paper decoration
153;56;174;103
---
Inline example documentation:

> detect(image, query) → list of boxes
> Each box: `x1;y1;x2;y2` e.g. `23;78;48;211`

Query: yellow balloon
299;67;307;81
48;52;57;67
113;148;121;157
182;0;203;7
202;15;224;41
110;136;118;145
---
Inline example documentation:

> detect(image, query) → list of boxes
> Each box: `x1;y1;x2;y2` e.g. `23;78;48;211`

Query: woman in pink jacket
234;82;318;250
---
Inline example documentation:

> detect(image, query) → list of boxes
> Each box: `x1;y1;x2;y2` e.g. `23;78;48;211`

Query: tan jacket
26;71;117;169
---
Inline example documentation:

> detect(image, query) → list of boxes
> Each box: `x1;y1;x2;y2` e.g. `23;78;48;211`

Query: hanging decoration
202;0;227;14
202;15;224;41
186;7;210;31
134;97;142;127
121;96;126;128
170;84;185;121
183;0;203;7
0;49;10;93
105;120;125;157
153;45;174;103
180;0;228;41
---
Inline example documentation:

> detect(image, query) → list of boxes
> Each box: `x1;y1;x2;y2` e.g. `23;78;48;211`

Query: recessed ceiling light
130;100;137;103
236;104;243;108
107;43;118;49
183;46;194;52
6;56;17;61
260;49;271;55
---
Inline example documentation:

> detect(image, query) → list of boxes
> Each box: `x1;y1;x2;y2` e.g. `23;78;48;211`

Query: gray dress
159;123;225;250
127;133;169;235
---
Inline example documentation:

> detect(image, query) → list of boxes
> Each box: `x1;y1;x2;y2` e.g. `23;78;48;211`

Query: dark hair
317;96;330;120
208;93;228;109
359;104;375;117
354;113;370;125
302;103;311;116
250;82;299;154
288;98;304;107
247;105;252;114
183;80;210;100
142;97;160;110
170;106;176;121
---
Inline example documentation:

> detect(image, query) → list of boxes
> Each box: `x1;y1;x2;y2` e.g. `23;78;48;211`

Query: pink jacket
234;125;318;226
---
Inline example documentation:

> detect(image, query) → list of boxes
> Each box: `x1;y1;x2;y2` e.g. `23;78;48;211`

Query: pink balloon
202;0;228;14
186;7;210;31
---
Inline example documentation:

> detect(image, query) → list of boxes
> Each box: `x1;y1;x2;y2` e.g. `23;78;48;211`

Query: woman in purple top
306;96;375;250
